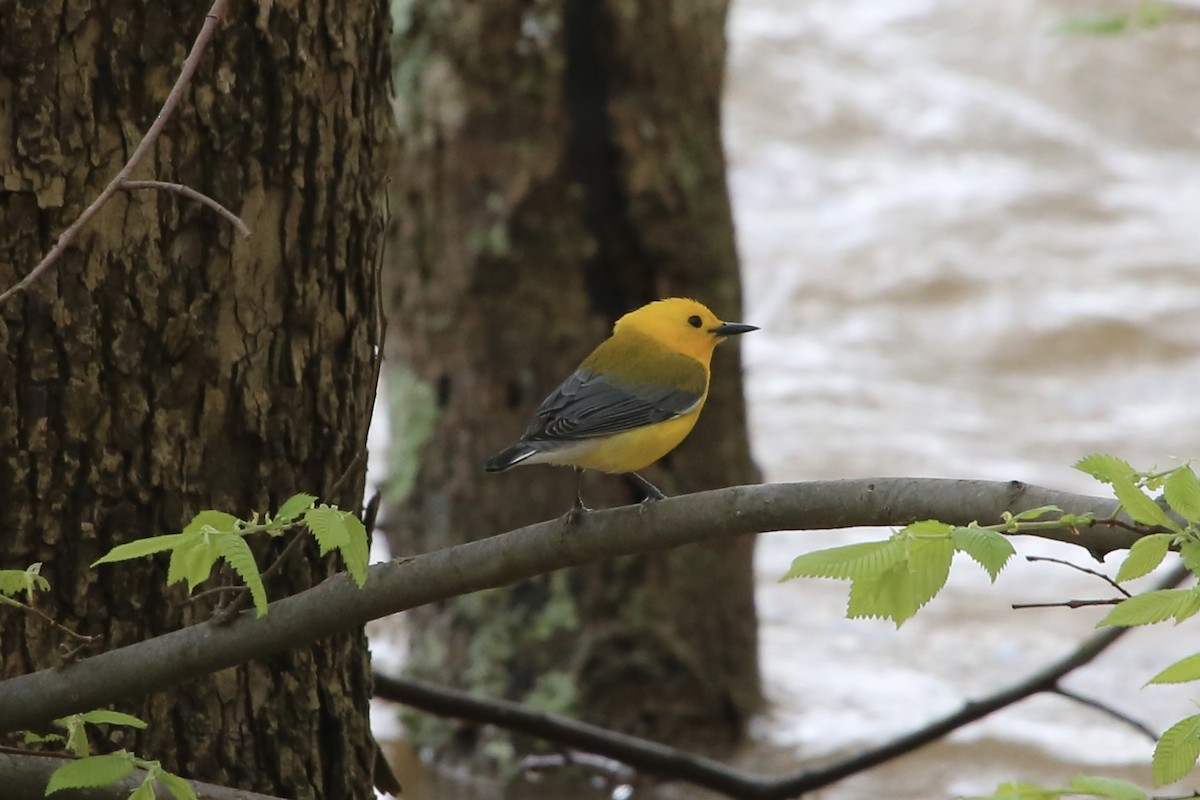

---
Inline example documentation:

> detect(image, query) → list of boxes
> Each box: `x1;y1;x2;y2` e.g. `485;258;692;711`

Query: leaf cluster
91;493;370;617
22;711;196;800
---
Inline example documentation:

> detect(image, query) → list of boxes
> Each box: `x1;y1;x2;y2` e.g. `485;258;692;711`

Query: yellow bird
485;297;757;509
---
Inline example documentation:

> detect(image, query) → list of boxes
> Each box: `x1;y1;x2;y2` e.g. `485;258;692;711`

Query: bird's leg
563;468;592;524
628;471;667;503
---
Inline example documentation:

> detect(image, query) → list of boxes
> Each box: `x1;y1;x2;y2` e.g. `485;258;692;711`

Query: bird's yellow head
612;298;757;364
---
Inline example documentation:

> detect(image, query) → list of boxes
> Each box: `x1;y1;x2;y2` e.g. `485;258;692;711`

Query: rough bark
0;1;391;798
386;0;759;761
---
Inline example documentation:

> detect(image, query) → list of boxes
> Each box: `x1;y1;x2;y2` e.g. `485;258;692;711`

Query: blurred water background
373;1;1200;796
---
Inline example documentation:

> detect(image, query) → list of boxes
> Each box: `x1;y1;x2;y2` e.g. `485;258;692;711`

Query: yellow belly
541;412;702;474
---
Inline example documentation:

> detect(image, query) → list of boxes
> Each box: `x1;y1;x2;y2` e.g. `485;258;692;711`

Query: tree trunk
386;0;760;762
0;2;391;798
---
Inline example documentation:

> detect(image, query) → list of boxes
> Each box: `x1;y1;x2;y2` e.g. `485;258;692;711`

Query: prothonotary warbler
485;297;757;510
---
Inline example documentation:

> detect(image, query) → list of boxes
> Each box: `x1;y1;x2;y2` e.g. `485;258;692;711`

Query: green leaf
304;506;350;556
91;534;188;567
1164;467;1200;522
972;781;1062;800
902;520;954;537
1076;454;1136;484
22;732;65;745
181;510;240;535
1115;534;1174;583
212;533;268;617
1147;652;1200;686
1153;713;1200;786
45;752;136;793
951;527;1015;581
339;512;370;588
782;539;905;582
166;534;220;593
0;563;50;600
848;537;953;627
76;710;147;729
276;493;318;522
157;770;199;800
1097;589;1198;628
1008;505;1063;522
128;780;156;800
1180;541;1200;575
1111;475;1177;530
1068;774;1147;800
60;717;89;757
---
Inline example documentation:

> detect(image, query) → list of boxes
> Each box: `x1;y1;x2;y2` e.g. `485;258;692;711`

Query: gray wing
521;368;702;442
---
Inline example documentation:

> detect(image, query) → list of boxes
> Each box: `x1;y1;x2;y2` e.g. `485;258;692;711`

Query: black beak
711;322;758;337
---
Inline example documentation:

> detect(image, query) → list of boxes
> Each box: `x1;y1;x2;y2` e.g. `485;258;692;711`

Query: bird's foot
562;496;592;526
628;472;668;504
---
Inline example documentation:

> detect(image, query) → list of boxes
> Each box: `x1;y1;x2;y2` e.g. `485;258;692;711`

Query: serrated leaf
1009;505;1064;522
952;527;1015;581
1147;652;1200;686
157;770;199;800
76;710;147;729
23;731;65;745
1097;589;1196;628
128;780;155;800
91;534;188;567
1153;714;1200;786
45;752;136;793
1173;589;1200;624
338;512;370;588
182;509;241;536
1076;454;1135;484
1068;774;1146;800
1115;534;1174;583
1164;467;1200;522
276;493;318;522
783;539;905;582
1111;476;1177;530
212;533;267;617
0;564;50;600
304;506;349;556
1180;541;1200;575
847;537;953;627
166;534;220;593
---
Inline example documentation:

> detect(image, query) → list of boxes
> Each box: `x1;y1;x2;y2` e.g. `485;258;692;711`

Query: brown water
372;1;1200;796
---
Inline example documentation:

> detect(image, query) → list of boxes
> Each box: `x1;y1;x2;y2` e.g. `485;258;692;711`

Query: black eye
687;315;703;329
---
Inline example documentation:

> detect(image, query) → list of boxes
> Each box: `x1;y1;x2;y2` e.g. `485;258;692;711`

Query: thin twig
5;599;100;658
1012;598;1123;610
0;0;232;305
121;180;250;237
211;529;310;625
1026;554;1132;596
1050;686;1157;741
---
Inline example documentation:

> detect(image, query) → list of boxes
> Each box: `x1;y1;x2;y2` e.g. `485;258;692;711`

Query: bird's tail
485;443;539;472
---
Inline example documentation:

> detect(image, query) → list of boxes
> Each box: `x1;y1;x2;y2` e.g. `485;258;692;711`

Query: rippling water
731;0;1200;796
373;1;1200;797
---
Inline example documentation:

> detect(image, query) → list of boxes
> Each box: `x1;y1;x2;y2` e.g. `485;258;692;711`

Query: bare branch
1012;598;1122;610
120;180;250;238
0;478;1154;734
0;751;286;800
0;0;233;305
1025;554;1132;596
1050;686;1157;741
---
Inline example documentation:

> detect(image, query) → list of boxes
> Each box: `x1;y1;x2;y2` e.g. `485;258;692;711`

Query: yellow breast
538;410;704;474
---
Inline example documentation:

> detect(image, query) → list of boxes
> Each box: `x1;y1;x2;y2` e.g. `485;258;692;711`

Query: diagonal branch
0;478;1150;733
120;181;250;238
374;564;1187;799
0;0;233;305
